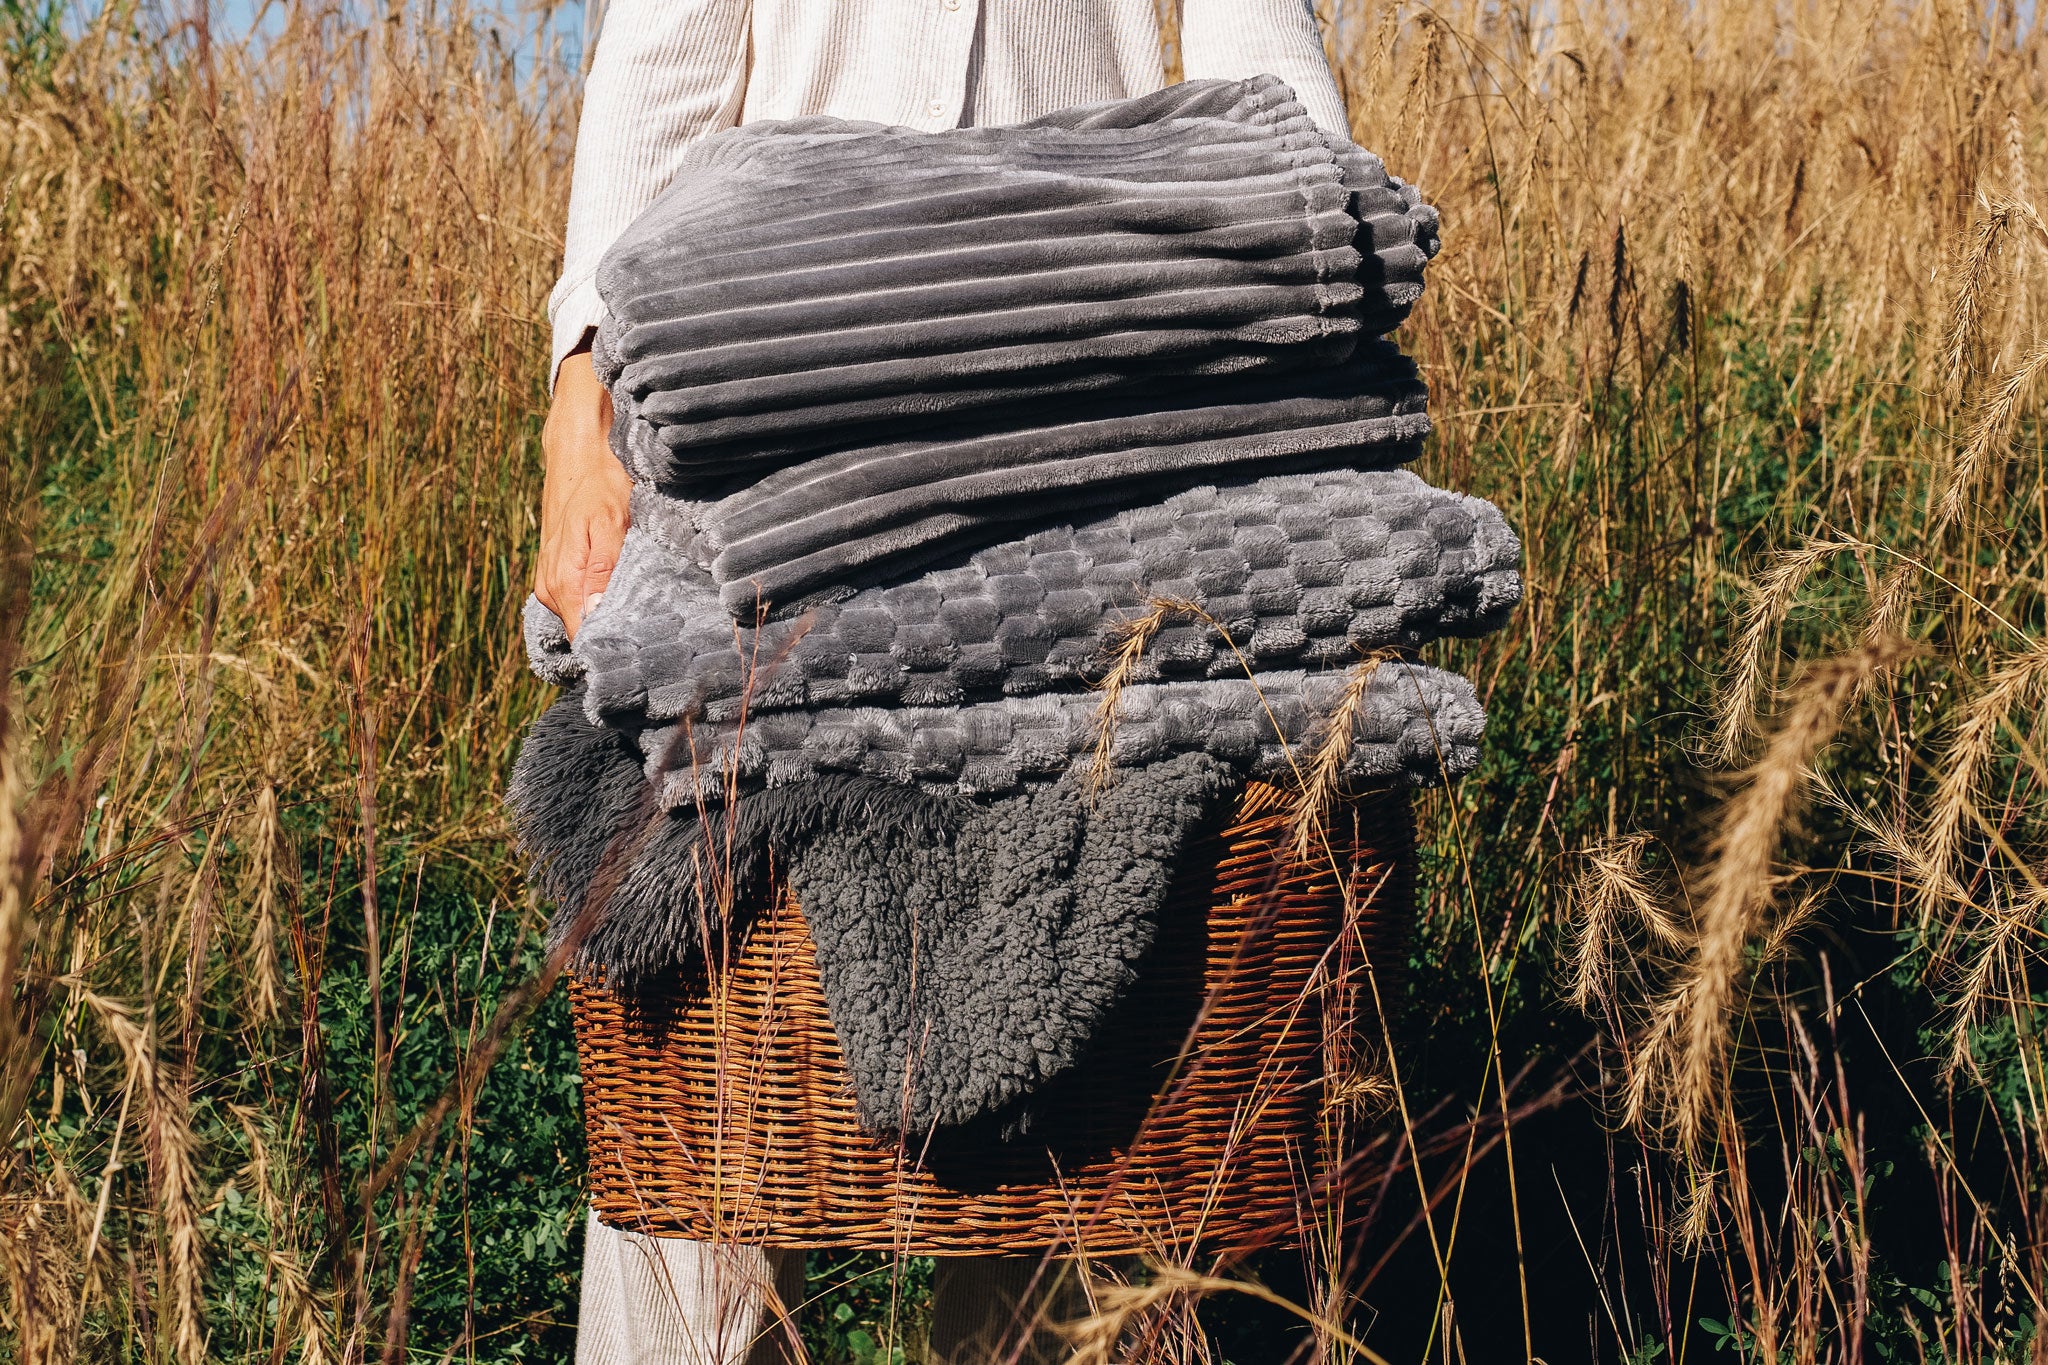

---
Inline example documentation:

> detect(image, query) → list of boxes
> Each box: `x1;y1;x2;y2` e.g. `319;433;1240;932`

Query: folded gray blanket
630;663;1484;806
512;77;1501;1137
594;74;1438;489
529;469;1518;728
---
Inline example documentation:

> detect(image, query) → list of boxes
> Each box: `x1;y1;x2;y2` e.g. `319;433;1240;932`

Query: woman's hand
536;349;633;640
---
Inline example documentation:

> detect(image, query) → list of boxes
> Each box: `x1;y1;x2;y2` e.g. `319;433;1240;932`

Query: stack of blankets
513;76;1519;1136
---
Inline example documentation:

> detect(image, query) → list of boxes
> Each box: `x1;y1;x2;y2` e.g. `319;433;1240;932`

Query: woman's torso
735;0;1172;131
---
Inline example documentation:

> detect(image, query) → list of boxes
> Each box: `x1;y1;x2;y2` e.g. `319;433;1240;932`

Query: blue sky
201;0;2041;85
208;0;593;71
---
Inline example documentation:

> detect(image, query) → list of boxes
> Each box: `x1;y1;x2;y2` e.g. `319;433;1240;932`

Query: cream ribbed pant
576;1213;1083;1363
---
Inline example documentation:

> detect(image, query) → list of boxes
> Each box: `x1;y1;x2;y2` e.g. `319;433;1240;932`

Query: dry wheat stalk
244;782;283;1024
2008;112;2036;218
1919;639;2048;929
1816;774;1958;912
1713;538;1862;763
1566;833;1690;1012
0;1186;86;1365
1946;881;2048;1076
1939;339;2048;531
1287;650;1397;865
1860;559;1921;642
1674;1164;1720;1250
1061;1261;1395;1365
1085;596;1202;794
1941;195;2048;400
1831;738;2048;1079
226;1104;333;1365
1754;885;1831;974
1663;640;1913;1154
1325;1060;1396;1118
148;1037;206;1365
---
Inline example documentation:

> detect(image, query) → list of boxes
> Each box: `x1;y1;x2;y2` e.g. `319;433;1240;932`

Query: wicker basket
572;781;1412;1255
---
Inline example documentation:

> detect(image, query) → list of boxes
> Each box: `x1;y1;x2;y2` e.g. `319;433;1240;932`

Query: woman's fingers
538;349;631;641
538;472;630;638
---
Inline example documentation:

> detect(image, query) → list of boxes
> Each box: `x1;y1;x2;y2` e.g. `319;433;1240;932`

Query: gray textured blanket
529;469;1519;727
629;663;1483;807
594;75;1438;488
513;78;1505;1136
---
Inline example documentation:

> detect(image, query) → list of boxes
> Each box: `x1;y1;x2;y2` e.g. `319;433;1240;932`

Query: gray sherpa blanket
517;707;1224;1132
513;77;1511;1137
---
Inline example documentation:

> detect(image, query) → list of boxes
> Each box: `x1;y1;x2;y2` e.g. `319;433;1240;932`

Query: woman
536;3;1350;1360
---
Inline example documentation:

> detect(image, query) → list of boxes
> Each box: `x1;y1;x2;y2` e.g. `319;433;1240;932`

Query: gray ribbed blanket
594;76;1438;490
512;78;1507;1137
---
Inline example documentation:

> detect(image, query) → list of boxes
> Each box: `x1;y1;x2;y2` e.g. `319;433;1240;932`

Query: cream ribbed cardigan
548;0;1352;381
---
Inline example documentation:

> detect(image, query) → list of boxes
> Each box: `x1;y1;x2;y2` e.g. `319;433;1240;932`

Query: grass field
5;0;2048;1359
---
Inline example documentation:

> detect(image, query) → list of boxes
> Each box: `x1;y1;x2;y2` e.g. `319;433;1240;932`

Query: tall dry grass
5;0;2048;1358
3;1;575;1358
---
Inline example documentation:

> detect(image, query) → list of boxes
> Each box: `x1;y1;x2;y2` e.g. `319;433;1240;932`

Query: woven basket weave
572;781;1412;1255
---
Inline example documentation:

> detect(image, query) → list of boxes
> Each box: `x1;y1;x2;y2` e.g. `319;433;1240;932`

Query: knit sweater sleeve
1178;0;1349;136
548;0;751;386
